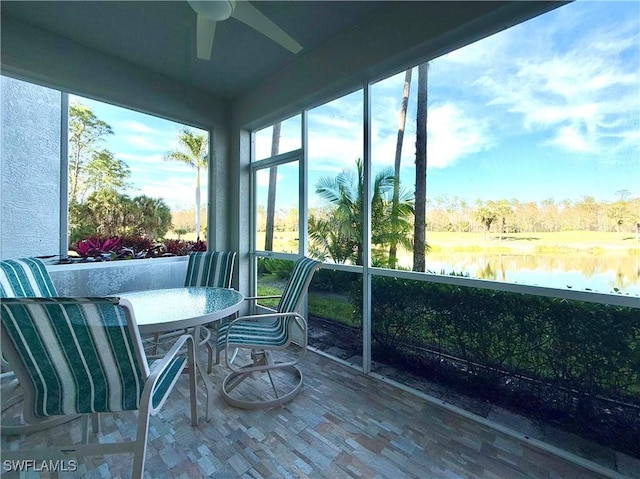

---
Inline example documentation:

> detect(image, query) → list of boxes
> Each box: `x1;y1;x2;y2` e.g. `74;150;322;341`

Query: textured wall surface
1;77;61;259
48;257;188;296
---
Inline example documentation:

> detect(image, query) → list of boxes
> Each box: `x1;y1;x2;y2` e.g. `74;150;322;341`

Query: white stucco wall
1;76;61;259
48;256;188;296
1;17;232;255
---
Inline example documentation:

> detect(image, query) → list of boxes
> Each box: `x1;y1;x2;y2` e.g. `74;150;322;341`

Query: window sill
46;255;188;272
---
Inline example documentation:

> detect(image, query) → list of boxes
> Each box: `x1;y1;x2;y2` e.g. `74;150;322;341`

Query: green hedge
351;276;640;405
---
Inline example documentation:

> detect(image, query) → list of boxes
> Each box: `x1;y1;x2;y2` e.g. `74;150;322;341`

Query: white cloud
369;101;493;169
118;153;163;164
308;134;362;169
306;106;363;172
126;176;208;211
256;169;284;186
427;103;495;168
115;120;160;135
122;133;174;152
466;2;640;156
549;125;592;152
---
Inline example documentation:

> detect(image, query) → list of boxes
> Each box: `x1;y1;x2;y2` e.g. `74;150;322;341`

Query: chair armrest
147;333;192;376
244;295;282;301
143;334;195;414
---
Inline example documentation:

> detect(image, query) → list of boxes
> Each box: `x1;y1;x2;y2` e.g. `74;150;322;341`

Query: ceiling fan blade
196;14;217;60
232;1;302;54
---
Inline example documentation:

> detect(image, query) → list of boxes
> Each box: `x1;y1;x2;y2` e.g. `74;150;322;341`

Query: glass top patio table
114;287;244;423
116;287;244;334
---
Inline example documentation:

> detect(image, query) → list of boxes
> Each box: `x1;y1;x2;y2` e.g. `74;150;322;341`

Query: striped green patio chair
184;251;236;289
0;257;57;298
221;256;321;409
149;251;237;371
0;257;65;435
0;297;197;479
186;251;237;371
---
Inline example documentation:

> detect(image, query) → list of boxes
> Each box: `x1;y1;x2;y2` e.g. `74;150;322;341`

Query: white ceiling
1;1;392;100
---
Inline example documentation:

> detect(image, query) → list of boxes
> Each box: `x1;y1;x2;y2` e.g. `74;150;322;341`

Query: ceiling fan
188;0;303;60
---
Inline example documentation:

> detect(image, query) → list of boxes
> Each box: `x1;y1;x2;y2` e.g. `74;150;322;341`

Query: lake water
422;253;640;296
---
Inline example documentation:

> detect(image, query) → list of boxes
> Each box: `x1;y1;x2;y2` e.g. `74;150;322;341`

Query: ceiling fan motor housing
189;0;235;21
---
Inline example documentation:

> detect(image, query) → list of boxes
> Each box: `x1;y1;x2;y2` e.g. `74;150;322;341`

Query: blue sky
75;0;638;214
255;0;639;209
69;97;208;211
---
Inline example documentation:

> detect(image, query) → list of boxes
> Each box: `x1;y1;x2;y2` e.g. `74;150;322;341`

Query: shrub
67;235;207;262
263;258;295;279
73;235;122;259
351;276;640;405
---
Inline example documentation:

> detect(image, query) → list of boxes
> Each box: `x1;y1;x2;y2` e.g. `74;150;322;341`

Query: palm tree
132;195;172;240
389;67;413;268
308;213;356;264
313;158;414;266
164;129;209;240
265;122;281;251
413;62;428;272
476;204;497;240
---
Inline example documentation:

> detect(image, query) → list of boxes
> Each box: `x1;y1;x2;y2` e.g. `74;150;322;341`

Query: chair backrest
184;251;236;288
277;257;321;314
0;297;148;421
0;258;58;298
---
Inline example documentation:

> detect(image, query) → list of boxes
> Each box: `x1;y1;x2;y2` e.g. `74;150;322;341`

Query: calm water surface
422;253;640;296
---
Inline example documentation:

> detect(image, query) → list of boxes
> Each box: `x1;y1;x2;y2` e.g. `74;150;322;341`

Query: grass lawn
164;231;201;242
424;230;639;254
250;229;639;259
172;229;638;256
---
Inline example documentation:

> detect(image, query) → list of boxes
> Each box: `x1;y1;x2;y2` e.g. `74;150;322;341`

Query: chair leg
131;408;152;479
92;413;101;434
81;415;91;444
266;370;281;399
79;413;101;443
151;332;160;356
213;312;238;368
206;341;215;374
215;341;223;367
187;341;198;426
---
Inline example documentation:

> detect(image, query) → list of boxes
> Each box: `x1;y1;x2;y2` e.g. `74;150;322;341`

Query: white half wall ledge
47;256;188;296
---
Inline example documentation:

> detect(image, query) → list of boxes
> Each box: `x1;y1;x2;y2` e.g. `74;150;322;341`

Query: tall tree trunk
264;122;281;251
69;149;81;204
388;68;413;268
413;63;428;272
195;166;201;240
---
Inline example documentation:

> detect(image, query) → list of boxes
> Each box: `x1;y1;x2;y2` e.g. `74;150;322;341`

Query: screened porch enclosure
1;1;639;477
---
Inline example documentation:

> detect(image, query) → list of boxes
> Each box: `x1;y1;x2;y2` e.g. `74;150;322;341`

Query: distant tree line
426;194;640;236
258;194;639;238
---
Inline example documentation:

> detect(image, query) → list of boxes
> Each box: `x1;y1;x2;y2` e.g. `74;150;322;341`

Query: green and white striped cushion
1;297;148;417
0;258;58;298
277;257;321;313
225;319;288;347
184;251;236;288
226;257;320;348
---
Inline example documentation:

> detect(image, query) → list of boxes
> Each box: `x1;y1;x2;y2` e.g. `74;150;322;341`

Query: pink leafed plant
74;235;123;258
